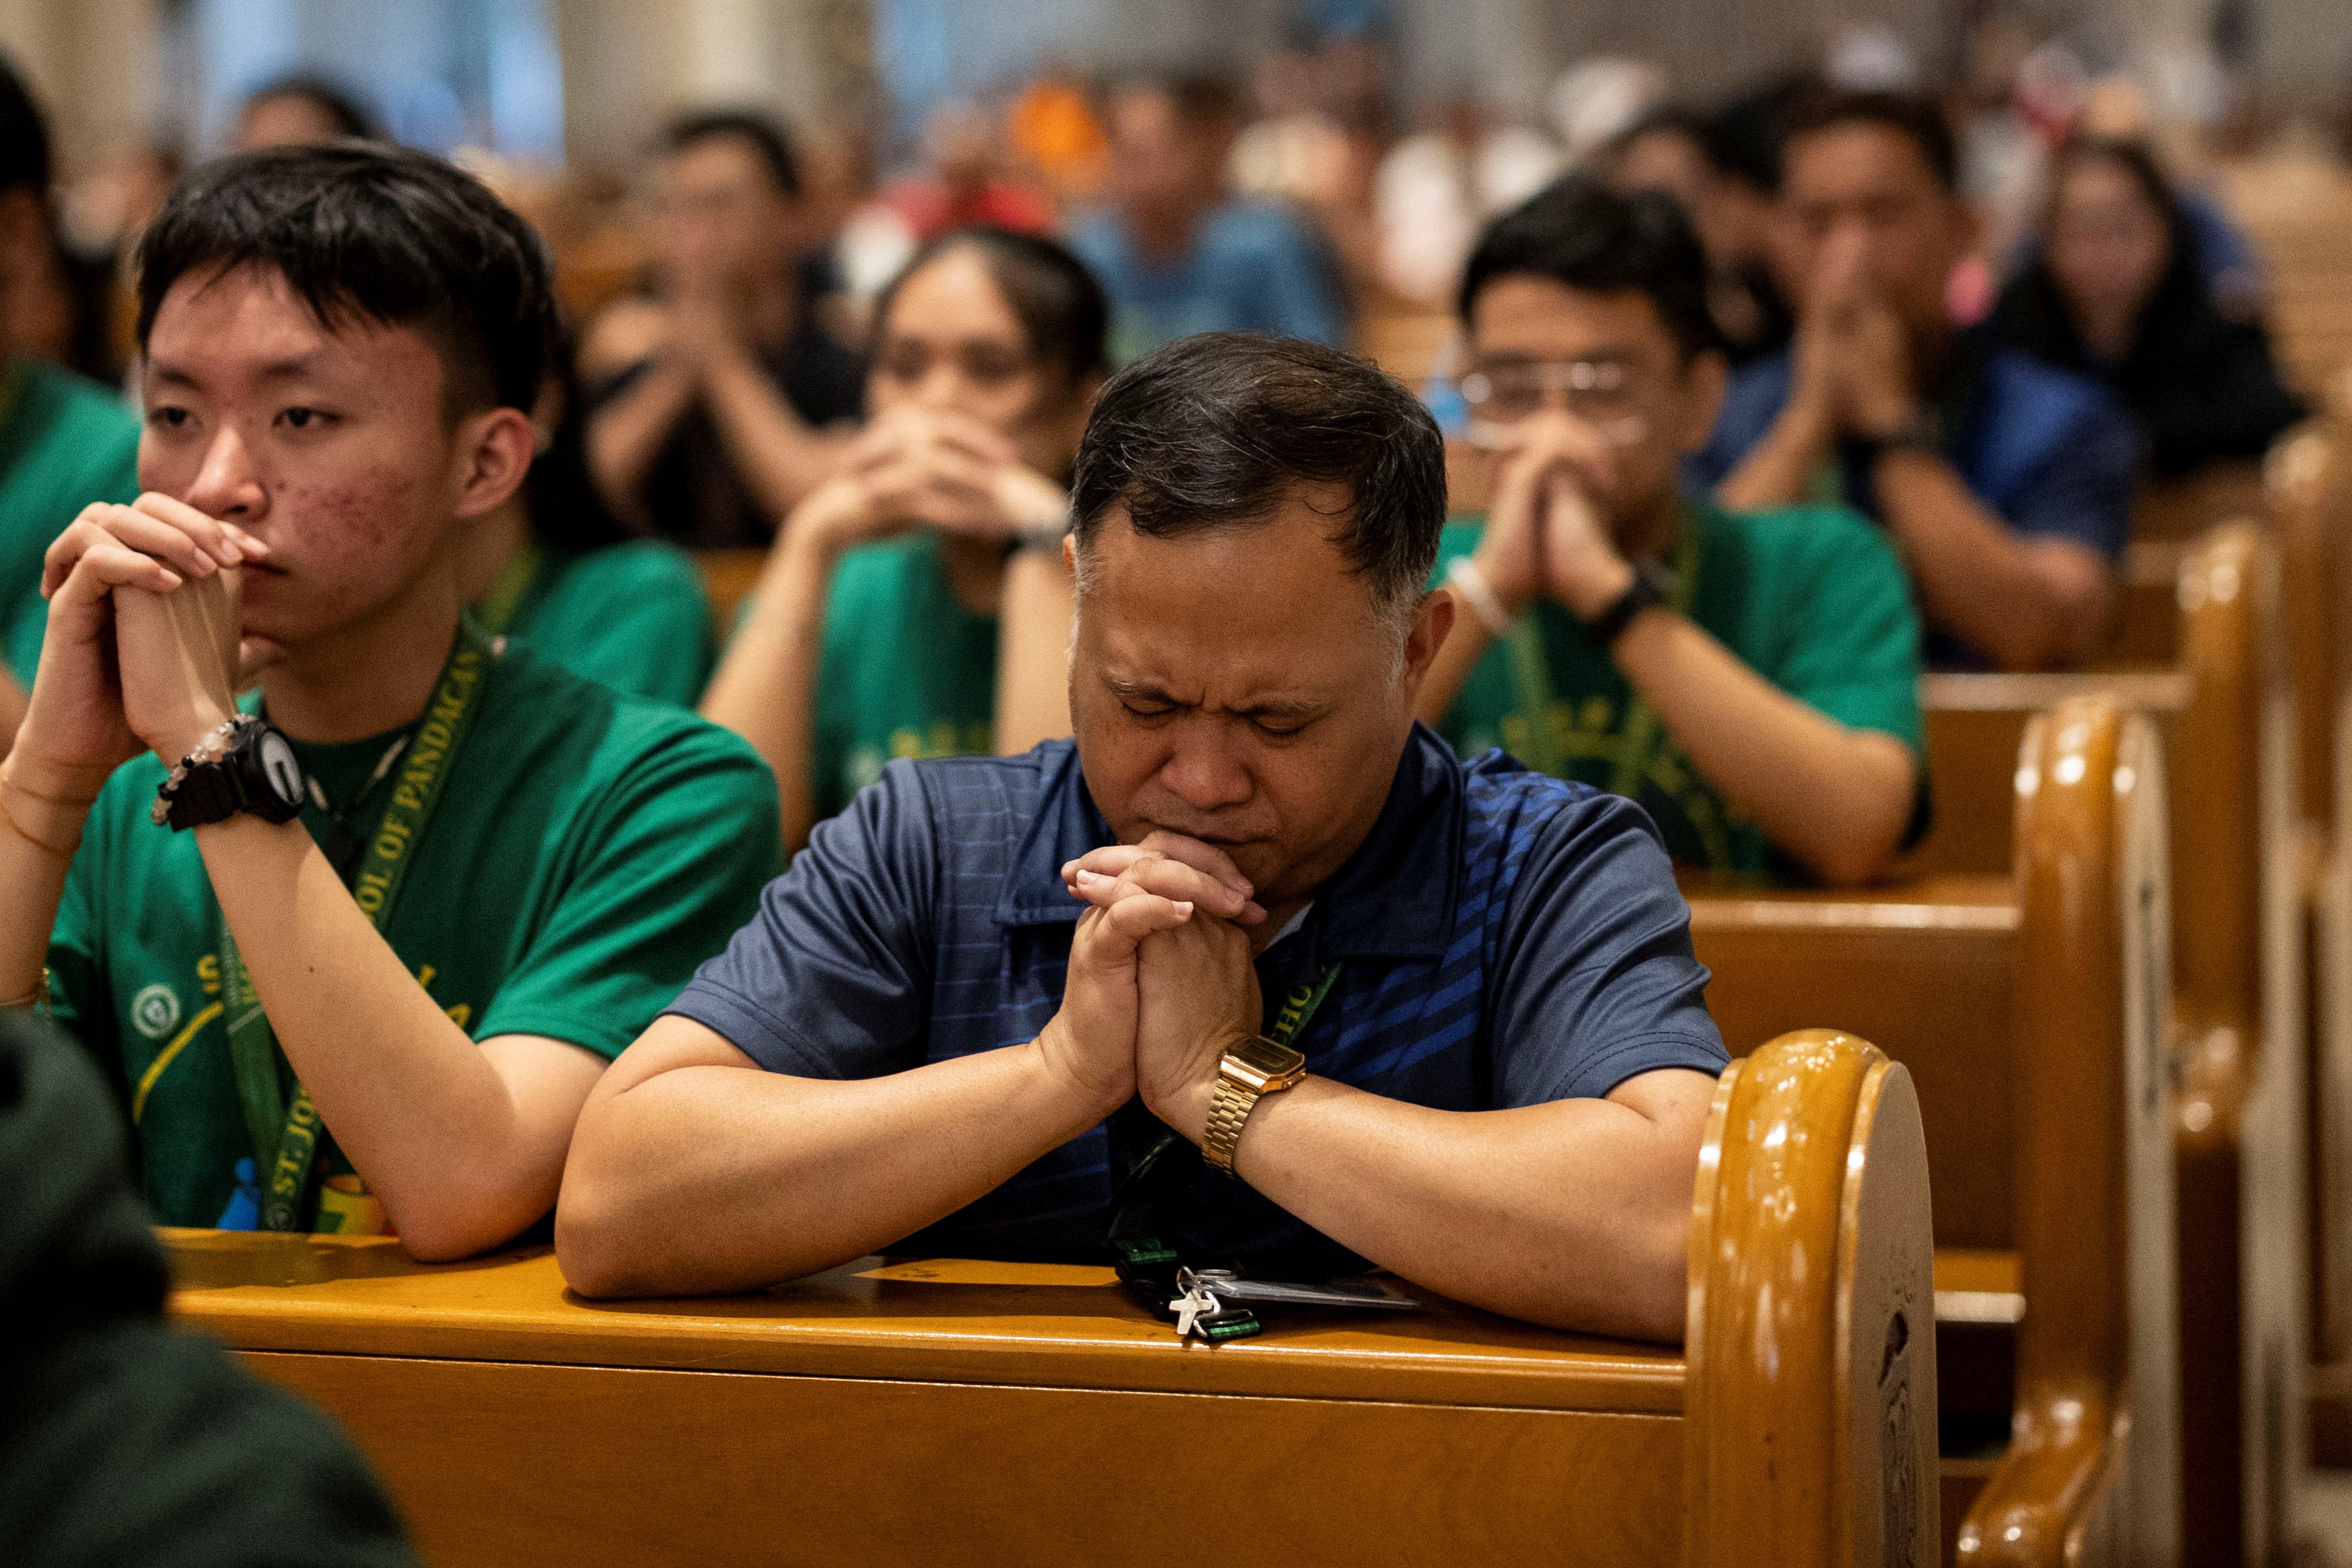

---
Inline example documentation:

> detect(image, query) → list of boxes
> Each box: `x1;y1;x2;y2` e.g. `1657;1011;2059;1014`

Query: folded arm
1226;1066;1716;1340
554;1017;1109;1298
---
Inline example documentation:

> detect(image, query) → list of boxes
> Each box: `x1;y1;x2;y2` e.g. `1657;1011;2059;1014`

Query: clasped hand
21;494;274;792
1036;830;1272;1145
1471;410;1635;622
791;405;1066;557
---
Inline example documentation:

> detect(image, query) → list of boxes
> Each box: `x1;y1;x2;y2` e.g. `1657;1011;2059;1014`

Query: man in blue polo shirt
1689;90;2137;671
557;334;1729;1342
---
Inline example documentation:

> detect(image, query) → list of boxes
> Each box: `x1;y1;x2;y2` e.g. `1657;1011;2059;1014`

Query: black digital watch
1581;557;1678;650
150;716;308;831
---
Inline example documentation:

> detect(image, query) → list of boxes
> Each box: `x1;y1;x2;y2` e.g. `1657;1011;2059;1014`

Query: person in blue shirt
557;334;1730;1341
1689;90;2137;671
1068;77;1346;361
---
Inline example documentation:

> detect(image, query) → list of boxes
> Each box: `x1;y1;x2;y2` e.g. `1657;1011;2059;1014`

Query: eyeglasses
1451;359;1651;446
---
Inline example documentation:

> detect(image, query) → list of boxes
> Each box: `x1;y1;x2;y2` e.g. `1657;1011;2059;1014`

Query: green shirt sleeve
1759;507;1926;752
44;768;130;1093
519;542;716;707
470;718;781;1058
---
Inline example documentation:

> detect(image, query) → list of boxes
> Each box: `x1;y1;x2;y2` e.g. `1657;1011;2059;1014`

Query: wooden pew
1892;524;2305;1564
1690;698;2179;1565
166;1033;1935;1568
2274;412;2352;1464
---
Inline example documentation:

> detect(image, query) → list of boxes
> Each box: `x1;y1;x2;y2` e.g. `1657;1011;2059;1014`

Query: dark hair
872;225;1109;388
0;51;50;194
136;143;558;416
241;76;377;142
1070;334;1443;622
664;110;802;200
1704;73;1819;195
1780;89;1959;192
1457;173;1726;360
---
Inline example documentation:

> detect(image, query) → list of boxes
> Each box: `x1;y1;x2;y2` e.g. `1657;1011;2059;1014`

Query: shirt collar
996;726;1463;964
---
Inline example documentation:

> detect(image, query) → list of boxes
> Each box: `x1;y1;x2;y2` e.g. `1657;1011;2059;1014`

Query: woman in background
1994;135;2304;479
456;338;716;705
701;226;1105;850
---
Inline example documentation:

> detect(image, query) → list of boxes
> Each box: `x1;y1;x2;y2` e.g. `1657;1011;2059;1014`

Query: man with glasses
1421;175;1924;885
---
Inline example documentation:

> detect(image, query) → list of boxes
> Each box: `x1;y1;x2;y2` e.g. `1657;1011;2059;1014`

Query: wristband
1446;557;1516;638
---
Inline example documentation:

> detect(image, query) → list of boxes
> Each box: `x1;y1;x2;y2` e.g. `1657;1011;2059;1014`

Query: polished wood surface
165;1031;1939;1568
1688;875;2016;1251
1685;1033;1939;1568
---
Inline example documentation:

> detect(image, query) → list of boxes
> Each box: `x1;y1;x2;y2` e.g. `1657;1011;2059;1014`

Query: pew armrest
1956;1394;2128;1566
1683;1031;1940;1568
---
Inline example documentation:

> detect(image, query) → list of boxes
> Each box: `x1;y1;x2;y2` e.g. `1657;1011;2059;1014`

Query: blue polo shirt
1688;328;2138;668
668;725;1729;1278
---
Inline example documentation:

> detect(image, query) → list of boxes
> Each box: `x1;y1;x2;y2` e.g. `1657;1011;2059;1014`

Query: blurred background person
581;110;865;548
234;74;379;150
460;333;717;706
1607;101;1795;364
1423;176;1921;886
0;52;140;754
1070;74;1345;360
1375;97;1562;306
1693;90;2136;672
1993;134;2304;479
702;227;1105;850
875;100;1056;245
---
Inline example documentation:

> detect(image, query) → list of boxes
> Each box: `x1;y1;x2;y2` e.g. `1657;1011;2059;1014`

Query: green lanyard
1107;959;1344;1338
222;616;497;1232
475;539;543;637
1507;521;1702;805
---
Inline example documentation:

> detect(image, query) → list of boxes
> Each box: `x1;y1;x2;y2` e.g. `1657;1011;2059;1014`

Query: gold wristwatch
1201;1035;1309;1176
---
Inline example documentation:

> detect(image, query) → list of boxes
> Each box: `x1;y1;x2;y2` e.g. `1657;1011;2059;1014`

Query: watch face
256;731;306;807
1226;1034;1307;1084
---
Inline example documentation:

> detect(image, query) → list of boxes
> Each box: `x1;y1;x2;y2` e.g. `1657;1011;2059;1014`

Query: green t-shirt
493;539;715;706
1430;498;1923;879
45;634;782;1230
1;358;142;686
811;534;999;820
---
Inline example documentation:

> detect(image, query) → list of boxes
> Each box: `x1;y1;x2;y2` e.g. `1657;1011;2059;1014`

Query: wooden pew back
1690;700;2178;1562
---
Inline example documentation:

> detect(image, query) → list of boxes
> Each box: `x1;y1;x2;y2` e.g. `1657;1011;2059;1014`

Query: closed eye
278;406;339;432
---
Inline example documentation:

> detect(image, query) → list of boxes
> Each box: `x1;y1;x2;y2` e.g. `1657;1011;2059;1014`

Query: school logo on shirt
131;982;183;1041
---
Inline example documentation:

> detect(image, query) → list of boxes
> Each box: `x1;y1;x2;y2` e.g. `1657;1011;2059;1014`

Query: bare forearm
1611;612;1916;883
1230;1077;1701;1339
585;359;698;524
994;548;1075;755
0;763;86;1001
0;672;24;761
195;815;557;1256
1874;453;2109;670
559;1042;1106;1298
1717;406;1832;512
698;531;834;849
700;345;847;517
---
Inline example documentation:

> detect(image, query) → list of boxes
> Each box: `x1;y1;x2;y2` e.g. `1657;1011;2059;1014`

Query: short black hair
1704;71;1819;194
1780;89;1959;192
874;225;1109;389
241;75;378;142
1070;334;1443;622
664;110;802;200
136;143;557;416
0;51;50;195
1458;173;1726;361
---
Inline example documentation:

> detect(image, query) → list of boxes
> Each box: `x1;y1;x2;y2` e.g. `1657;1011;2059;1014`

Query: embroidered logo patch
132;982;183;1041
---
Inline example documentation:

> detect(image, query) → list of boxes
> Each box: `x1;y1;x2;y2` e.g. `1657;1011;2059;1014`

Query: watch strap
1201;1073;1260;1176
1581;557;1673;649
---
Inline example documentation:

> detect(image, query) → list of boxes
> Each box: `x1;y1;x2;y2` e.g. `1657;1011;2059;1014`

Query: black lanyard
1106;961;1342;1339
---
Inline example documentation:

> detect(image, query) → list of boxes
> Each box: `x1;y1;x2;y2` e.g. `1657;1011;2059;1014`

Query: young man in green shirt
0;144;778;1257
0;57;142;742
1422;175;1923;884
